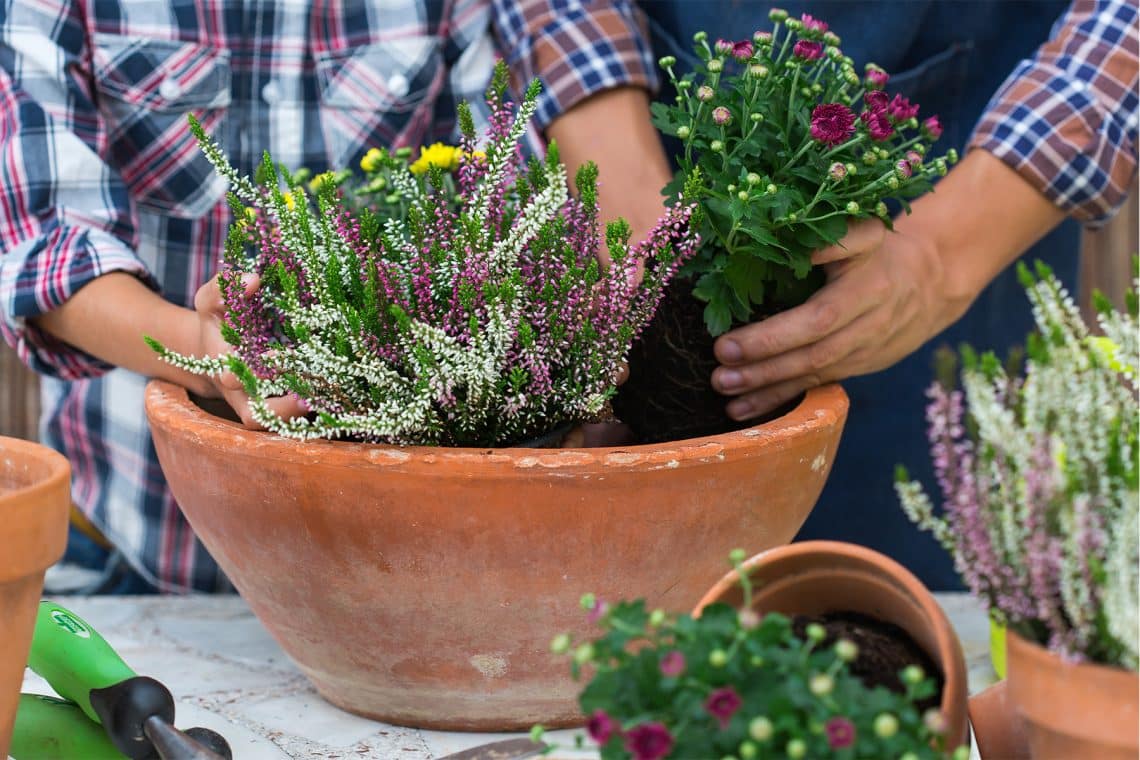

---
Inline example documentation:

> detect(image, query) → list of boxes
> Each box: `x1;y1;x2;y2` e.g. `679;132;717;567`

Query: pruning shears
11;601;232;760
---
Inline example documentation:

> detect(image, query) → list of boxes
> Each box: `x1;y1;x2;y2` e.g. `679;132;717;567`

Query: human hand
710;218;960;420
192;273;308;428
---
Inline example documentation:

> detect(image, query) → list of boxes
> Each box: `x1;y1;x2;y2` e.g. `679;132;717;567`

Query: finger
614;362;630;386
811;218;885;265
715;291;865;367
711;326;860;396
560;427;586;449
264;394;309;422
217;371;244;392
725;376;821;421
240;271;260;297
221;391;262;430
193;274;223;313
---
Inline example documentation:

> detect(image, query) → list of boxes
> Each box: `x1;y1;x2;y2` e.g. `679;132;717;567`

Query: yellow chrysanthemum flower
308;171;336;193
360;148;384;173
283;191;297;211
409;143;461;175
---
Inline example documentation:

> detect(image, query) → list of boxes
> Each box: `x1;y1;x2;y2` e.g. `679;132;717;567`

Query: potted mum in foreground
548;550;969;759
897;262;1139;759
142;64;851;729
615;9;955;441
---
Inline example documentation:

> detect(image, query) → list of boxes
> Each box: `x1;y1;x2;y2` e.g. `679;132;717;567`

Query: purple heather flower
793;39;824;60
705;687;743;729
715;38;734;55
712;106;732;125
906;149;924;167
862;109;894;141
587;709;621;745
660;650;686;677
865;67;889;90
888;94;920;122
923;115;944;140
810;103;856;146
731;40;755;60
801;13;829;32
863;90;889;112
896;159;913;178
624;723;675;760
829;162;848;181
825;716;856;749
697;85;715;102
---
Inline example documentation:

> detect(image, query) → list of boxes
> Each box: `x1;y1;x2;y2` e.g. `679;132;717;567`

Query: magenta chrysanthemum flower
697;85;715;102
825;716;856;749
587;709;621;745
624;723;674;760
896;159;913;178
712;106;732;126
923;115;944;140
862;109;894;141
906;149;924;167
704;687;743;729
754;30;773;43
888;94;920;122
715;38;734;55
793;40;823;60
865;68;889;90
660;650;686;677
829;162;848;181
801;13;828;32
810;103;856;146
863;90;889;112
731;40;755;60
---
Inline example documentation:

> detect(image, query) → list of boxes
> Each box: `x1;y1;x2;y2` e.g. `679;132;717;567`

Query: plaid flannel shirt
970;0;1139;224
0;0;654;592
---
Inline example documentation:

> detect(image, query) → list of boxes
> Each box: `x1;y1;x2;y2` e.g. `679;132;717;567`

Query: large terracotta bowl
145;380;848;730
0;437;70;756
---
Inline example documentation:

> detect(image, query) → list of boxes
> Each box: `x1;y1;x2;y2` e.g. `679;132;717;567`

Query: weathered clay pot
144;380;848;730
1003;629;1139;759
694;541;971;753
0;437;71;756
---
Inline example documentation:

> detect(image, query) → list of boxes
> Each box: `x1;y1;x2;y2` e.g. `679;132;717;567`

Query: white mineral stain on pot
811;454;827;472
603;452;642;466
469;654;508;678
368;449;412;463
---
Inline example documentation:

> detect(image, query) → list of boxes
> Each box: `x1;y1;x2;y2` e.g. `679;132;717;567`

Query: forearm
546;87;674;237
32;273;214;396
896;149;1067;328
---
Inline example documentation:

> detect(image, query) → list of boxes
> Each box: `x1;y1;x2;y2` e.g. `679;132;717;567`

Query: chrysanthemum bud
947;148;959;164
727;184;737;193
844;70;860;86
901;665;925;685
750;654;764;666
835;638;858;661
924;709;948;735
862;151;878;166
811;83;823;94
649;608;667;627
750;112;764;123
876;201;889;217
715;38;734;55
749;717;773;742
712;106;732;125
573;643;595;664
876;147;890;159
550;633;571;654
737;190;750;201
845;201;861;215
786;739;807;759
676;125;691;139
786;212;797;222
809;673;834;696
935;159;948;176
896;160;913;179
766;183;778;195
829;162;847;181
697;85;715;101
694;30;708;43
900;755;919;760
768;8;788;22
580;593;596;611
952;746;970;760
906;150;923;167
738;608;761;629
710;139;725;152
785;18;802;31
827;46;843;61
707;59;724;73
658;55;677;68
748;64;769;78
753;30;773;44
887;175;900;189
845;162;857;175
873;713;899;738
746;172;762;186
709;649;729;667
739;740;759;759
823;31;841;46
676;79;692;90
806;623;827;642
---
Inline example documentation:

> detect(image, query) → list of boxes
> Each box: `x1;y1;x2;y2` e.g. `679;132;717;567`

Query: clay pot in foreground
694;540;970;753
0;437;70;757
145;380;847;730
1004;628;1139;759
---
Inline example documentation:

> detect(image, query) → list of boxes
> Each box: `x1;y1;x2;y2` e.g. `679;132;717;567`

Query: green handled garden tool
14;600;231;760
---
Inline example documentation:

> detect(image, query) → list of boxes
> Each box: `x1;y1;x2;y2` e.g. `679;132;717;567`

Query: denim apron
641;0;1079;589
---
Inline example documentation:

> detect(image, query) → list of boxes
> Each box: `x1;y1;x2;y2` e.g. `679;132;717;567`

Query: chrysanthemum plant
541;552;966;760
654;10;955;335
148;64;699;446
897;261;1139;670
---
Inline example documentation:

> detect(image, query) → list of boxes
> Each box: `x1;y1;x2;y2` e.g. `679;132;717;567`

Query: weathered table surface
18;594;993;759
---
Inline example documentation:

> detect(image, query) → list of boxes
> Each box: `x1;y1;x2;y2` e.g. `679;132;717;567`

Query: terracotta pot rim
1007;628;1137;679
144;380;848;470
0;436;71;508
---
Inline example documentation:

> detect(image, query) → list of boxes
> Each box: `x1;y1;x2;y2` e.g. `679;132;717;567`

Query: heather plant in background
541;552;965;760
897;261;1139;670
148;64;698;446
654;9;954;334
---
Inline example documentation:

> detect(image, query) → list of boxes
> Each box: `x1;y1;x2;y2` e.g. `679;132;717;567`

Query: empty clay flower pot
1004;629;1139;760
144;380;848;730
0;436;71;756
694;541;971;753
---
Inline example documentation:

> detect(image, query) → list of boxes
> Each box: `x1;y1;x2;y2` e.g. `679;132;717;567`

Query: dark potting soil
613;279;796;443
792;611;944;714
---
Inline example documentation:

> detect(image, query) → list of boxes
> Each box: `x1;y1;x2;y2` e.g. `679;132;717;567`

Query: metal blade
435;737;546;760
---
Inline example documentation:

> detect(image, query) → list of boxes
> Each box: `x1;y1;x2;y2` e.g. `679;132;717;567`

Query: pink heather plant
897;261;1139;670
150;64;698;446
654;10;953;334
542;553;965;760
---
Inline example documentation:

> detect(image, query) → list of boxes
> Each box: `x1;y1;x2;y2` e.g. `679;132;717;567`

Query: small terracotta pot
968;679;1029;760
1004;629;1139;759
0;437;71;757
145;380;848;730
694;541;970;753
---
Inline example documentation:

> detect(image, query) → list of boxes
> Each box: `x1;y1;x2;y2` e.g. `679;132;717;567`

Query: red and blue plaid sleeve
0;0;156;379
969;0;1139;226
490;0;658;130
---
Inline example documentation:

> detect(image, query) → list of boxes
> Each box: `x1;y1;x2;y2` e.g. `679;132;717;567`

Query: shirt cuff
503;1;659;130
1;226;158;380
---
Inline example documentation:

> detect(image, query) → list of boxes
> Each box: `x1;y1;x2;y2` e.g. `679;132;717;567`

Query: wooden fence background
2;190;1137;442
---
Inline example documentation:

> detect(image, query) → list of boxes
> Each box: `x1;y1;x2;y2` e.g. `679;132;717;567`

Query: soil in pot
792;610;944;714
612;277;812;443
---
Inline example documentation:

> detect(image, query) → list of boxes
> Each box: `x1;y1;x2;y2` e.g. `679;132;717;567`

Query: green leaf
704;301;732;336
737;225;787;250
724;255;767;307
